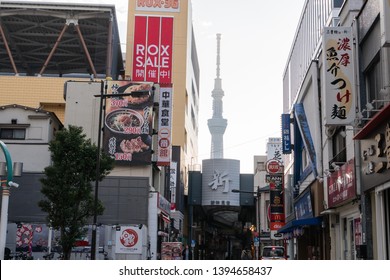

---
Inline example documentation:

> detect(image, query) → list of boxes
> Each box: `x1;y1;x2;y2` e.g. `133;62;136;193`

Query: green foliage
39;125;114;259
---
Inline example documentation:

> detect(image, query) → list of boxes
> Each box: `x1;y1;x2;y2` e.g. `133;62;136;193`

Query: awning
278;217;323;233
160;212;171;224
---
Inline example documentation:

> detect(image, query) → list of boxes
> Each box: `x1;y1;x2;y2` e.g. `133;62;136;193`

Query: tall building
207;34;227;159
125;0;200;192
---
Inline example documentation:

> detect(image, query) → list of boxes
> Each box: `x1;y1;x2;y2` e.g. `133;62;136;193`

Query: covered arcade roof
0;1;124;78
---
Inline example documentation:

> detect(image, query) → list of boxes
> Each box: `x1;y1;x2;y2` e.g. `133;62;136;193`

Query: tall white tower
208;34;227;159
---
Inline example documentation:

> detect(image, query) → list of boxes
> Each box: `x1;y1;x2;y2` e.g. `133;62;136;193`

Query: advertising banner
132;16;173;84
327;158;356;208
104;81;154;165
157;84;173;166
323;27;355;125
115;226;142;254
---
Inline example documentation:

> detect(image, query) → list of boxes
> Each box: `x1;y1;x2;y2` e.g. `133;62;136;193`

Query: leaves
39;125;114;259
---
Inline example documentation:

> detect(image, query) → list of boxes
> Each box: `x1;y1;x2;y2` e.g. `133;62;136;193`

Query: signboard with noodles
104;81;154;165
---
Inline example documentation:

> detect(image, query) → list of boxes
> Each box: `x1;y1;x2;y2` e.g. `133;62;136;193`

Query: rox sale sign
132;16;173;84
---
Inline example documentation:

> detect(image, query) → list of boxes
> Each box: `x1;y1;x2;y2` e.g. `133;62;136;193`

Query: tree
39;125;114;260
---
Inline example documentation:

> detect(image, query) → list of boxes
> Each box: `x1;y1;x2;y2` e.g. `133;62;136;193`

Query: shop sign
327;158;356;208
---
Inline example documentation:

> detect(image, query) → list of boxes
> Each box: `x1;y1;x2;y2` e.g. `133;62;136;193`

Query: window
0;128;26;140
333;0;344;8
330;126;346;168
366;58;383;108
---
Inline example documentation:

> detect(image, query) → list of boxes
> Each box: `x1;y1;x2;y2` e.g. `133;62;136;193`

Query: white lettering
136;44;145;55
161;45;170;56
136;56;144;67
148;45;159;56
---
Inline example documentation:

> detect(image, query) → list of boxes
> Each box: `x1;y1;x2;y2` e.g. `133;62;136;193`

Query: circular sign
266;160;281;174
159;138;170;148
119;228;138;248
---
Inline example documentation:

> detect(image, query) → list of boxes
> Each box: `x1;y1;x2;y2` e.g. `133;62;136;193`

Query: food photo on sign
103;81;154;165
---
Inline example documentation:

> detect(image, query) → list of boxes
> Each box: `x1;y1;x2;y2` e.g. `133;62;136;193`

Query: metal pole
0;141;14;260
257;189;261;259
91;80;104;260
0;182;10;260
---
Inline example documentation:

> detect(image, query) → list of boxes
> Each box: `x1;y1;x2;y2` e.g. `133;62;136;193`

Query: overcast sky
30;0;306;173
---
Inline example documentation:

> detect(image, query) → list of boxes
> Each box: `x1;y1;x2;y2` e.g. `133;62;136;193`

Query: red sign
119;228;139;248
266;160;281;174
327;158;356;208
132;16;173;83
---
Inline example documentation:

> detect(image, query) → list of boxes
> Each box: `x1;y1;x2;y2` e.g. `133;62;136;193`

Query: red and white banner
132;16;174;84
157;84;173;166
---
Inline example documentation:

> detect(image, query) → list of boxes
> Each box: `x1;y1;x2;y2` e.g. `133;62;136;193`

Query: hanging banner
170;161;177;210
281;114;292;154
327;158;356;208
132;16;174;83
323;27;355;125
104;81;154;165
157;84;173;166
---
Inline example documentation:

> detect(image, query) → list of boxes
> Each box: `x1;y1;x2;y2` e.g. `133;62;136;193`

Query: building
281;0;390;260
0;0;199;260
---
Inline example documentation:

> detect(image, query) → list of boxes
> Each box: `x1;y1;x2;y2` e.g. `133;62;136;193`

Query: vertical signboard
267;138;283;163
157;84;173;166
132;16;174;84
104;81;153;165
281;114;291;154
170;161;177;210
266;160;285;238
323;27;355;125
327;158;356;208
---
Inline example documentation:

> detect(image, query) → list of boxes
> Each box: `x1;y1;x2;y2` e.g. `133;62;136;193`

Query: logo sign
115;226;142;254
132;16;173;83
266;160;281;174
136;0;180;13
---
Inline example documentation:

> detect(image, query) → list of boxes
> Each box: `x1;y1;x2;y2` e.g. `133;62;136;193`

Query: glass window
333;0;344;8
0;128;26;140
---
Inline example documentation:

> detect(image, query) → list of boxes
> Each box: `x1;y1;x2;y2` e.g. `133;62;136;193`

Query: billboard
104;81;154;165
323;27;355;125
132;16;174;84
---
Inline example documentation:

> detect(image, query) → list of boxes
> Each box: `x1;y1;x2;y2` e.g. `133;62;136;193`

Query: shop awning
278;217;323;233
160;212;171;224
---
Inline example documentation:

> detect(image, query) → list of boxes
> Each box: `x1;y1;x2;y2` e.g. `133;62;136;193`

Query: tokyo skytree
207;34;227;159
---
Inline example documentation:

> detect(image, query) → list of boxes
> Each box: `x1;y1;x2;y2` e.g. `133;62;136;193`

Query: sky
30;0;306;173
